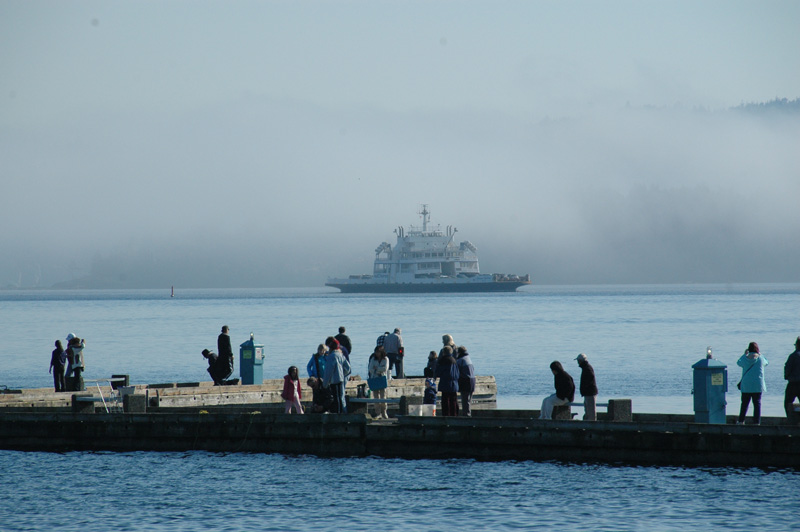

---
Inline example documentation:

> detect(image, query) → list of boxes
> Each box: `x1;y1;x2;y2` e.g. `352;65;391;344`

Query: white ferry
325;205;531;293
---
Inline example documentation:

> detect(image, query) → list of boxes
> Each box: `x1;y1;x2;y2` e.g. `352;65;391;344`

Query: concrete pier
1;410;798;468
3;378;799;468
0;376;498;413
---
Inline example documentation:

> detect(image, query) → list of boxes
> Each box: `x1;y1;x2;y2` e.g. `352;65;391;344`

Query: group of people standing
423;334;477;417
305;328;353;415
300;327;479;419
48;333;86;392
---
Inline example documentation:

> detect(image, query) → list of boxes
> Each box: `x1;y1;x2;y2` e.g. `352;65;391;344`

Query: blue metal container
239;334;264;385
692;352;728;424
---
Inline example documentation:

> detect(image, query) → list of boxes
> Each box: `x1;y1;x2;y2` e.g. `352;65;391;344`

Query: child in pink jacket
282;366;304;414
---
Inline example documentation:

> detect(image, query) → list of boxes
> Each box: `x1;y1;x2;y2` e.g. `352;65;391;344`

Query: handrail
83;377;127;413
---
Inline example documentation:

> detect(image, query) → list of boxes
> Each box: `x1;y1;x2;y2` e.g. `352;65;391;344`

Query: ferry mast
419;204;430;232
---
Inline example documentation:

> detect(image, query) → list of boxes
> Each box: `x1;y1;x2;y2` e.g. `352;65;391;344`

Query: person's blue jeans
330;382;347;414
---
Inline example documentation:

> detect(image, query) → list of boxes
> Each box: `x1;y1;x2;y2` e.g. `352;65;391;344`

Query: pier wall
2;411;798;468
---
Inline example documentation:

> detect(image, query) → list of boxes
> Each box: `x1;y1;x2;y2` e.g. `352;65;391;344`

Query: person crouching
307;378;333;413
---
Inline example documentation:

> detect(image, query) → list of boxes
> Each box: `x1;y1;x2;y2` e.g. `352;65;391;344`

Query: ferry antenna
419;204;430;232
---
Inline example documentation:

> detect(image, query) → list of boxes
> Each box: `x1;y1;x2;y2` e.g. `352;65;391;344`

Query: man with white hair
383;328;404;378
576;353;598;421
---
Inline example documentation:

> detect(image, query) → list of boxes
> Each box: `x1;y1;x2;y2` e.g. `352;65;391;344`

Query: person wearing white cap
64;333;76;378
575;353;598;421
64;333;86;390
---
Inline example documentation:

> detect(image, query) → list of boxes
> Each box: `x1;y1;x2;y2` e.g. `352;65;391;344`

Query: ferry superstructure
325;205;531;293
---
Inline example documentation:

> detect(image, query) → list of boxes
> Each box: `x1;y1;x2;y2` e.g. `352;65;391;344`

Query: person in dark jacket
783;336;800;419
217;325;234;383
423;376;438;405
201;349;223;385
435;346;460;416
49;340;67;392
424;350;437;378
456;346;476;417
539;360;575;420
307;377;333;413
335;326;352;359
575;353;598;421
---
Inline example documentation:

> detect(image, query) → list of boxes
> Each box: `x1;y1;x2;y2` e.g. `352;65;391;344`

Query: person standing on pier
323;337;351;413
64;333;79;378
307;344;327;379
384;328;404;378
783;337;800;420
737;342;768;425
539;361;575;420
456;346;476;417
281;366;304;414
335;326;352;359
439;334;456;361
576;353;598;421
367;346;390;419
376;331;389;349
436;346;460;416
49;340;67;392
425;350;438;378
217;326;234;382
66;335;86;382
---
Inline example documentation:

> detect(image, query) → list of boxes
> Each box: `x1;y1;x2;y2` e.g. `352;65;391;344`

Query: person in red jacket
282;366;304;414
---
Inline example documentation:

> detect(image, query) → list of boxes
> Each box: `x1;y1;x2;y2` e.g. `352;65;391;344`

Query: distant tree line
732;97;800;114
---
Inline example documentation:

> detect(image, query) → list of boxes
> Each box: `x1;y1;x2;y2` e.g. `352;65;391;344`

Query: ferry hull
325;281;530;293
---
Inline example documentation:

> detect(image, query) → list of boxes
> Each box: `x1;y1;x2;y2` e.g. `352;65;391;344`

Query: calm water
1;452;798;532
2;284;800;530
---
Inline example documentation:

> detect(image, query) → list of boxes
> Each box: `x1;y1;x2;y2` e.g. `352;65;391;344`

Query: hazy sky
2;1;799;288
